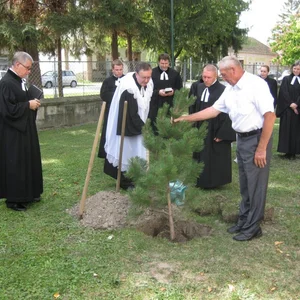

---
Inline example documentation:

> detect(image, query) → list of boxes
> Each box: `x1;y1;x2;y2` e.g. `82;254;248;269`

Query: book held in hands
28;85;43;100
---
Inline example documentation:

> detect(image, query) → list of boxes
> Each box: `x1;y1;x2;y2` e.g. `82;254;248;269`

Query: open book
28;84;43;100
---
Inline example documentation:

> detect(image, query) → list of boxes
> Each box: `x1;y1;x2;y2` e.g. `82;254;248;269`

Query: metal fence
30;60;159;98
0;59;289;98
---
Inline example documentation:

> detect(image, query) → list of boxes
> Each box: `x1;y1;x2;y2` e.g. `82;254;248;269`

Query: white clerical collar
201;87;209;102
160;69;169;80
291;76;300;85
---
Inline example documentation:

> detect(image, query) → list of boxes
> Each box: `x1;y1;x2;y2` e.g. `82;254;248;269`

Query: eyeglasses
18;62;32;71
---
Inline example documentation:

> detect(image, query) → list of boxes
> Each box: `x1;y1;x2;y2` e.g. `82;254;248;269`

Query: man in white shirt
174;56;276;241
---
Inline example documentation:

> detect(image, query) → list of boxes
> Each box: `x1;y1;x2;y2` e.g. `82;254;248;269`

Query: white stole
105;72;153;171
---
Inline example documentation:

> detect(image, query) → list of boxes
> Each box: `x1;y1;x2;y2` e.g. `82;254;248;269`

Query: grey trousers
236;133;273;234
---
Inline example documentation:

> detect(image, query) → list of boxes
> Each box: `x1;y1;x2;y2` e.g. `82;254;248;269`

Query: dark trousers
236;133;273;234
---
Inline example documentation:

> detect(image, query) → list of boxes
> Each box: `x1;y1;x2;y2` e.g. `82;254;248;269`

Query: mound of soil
68;191;130;230
68;191;212;242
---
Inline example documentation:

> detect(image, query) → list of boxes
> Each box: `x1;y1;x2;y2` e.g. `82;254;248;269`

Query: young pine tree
127;88;207;240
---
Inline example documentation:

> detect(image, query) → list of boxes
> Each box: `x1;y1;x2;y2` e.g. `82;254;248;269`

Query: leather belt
236;128;262;137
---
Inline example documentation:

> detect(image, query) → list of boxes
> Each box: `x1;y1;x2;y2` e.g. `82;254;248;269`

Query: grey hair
218;56;242;69
12;52;33;65
135;62;152;73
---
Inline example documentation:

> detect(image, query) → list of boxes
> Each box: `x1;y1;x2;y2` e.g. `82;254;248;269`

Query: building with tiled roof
228;37;278;67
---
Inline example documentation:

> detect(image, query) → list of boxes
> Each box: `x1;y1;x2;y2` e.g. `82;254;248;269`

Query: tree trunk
127;33;134;71
24;40;43;90
111;30;119;60
64;47;70;70
174;48;182;62
127;33;133;61
56;38;63;97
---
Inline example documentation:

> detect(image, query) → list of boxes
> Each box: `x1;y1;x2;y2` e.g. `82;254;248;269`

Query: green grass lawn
0;121;299;299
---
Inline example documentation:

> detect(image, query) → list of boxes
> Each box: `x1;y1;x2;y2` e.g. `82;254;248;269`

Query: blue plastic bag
169;180;187;206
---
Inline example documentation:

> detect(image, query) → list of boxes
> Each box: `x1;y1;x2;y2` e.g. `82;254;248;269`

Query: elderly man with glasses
0;51;43;211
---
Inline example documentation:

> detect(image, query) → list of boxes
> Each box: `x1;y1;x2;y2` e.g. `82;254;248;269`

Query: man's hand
214;137;222;142
290;103;298;115
173;116;186;123
159;89;174;97
29;99;41;111
254;148;267;168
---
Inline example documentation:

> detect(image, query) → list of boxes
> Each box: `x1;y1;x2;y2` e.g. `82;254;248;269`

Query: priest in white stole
104;62;153;189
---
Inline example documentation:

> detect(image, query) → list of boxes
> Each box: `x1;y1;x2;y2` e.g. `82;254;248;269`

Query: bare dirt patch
68;191;212;242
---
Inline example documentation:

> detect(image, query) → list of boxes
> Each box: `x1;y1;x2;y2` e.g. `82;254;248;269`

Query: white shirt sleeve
254;78;275;115
212;86;230;114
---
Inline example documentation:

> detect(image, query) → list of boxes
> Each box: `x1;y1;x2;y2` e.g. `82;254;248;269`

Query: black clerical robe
116;90;144;136
263;76;278;108
189;80;236;188
0;70;43;203
276;74;300;154
149;66;182;131
98;74;124;158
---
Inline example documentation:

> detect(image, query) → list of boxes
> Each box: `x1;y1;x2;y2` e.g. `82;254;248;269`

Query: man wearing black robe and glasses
0;51;43;211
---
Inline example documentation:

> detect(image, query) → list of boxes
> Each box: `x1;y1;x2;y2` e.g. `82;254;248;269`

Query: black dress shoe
7;203;27;212
120;183;135;190
279;154;290;159
281;154;296;160
233;227;262;241
227;223;244;234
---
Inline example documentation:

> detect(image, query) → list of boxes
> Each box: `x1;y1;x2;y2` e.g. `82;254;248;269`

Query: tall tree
143;0;248;62
41;0;82;96
0;0;43;87
81;0;147;61
269;0;300;65
0;0;84;92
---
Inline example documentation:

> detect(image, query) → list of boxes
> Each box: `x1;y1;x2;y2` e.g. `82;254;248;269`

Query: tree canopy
0;0;249;63
269;0;300;65
143;0;248;62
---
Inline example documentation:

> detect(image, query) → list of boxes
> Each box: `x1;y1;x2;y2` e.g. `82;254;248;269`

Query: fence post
82;60;85;96
189;57;192;82
183;60;187;87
